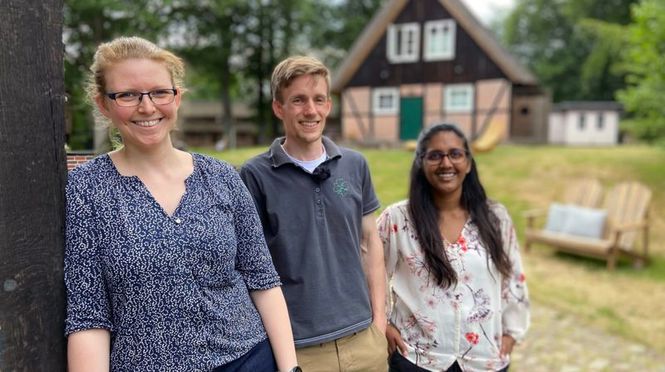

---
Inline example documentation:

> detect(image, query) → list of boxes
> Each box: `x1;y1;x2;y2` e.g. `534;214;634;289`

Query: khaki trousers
296;323;388;372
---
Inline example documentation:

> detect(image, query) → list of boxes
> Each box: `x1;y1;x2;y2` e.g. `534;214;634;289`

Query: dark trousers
213;338;276;372
389;351;509;372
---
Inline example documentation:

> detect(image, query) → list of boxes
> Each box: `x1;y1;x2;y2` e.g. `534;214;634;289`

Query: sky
460;0;516;25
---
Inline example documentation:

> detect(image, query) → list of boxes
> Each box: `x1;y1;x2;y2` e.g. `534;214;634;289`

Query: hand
386;324;408;356
500;335;516;358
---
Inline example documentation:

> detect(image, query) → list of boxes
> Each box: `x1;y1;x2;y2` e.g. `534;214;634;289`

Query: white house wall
548;110;619;145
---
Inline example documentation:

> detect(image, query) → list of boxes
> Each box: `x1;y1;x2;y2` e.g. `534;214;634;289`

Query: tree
63;0;173;150
616;0;665;143
0;0;67;370
503;0;636;102
172;0;250;148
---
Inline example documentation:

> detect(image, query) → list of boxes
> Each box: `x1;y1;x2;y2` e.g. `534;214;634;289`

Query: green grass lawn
199;143;665;351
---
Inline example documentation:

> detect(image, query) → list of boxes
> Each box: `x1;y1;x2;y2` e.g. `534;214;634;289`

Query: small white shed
548;101;622;145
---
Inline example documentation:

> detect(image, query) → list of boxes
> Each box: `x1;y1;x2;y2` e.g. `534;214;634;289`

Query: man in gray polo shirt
240;56;387;371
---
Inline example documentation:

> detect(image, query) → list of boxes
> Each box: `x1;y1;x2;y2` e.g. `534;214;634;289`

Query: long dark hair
407;123;512;288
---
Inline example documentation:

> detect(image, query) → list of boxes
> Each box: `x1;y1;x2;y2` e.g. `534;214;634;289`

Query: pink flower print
392;223;398;233
518;272;526;283
458;236;468;253
460;272;473;284
465;332;480;345
405;255;429;278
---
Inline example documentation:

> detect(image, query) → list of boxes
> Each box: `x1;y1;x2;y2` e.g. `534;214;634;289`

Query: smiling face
95;58;181;151
422;130;471;200
272;74;331;152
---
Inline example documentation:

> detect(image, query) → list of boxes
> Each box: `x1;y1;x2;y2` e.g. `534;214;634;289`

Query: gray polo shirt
239;136;380;347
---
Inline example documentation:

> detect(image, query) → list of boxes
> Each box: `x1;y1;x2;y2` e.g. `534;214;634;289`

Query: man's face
272;74;331;149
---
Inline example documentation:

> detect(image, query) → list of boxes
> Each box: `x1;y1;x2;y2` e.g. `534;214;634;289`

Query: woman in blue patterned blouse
64;36;299;372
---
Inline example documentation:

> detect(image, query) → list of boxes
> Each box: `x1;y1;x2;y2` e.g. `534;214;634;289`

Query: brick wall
66;152;95;171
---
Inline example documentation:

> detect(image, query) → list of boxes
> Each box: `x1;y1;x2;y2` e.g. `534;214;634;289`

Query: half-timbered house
331;0;549;144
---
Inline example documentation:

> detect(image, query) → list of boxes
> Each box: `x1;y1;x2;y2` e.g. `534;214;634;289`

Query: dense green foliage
616;0;665;144
63;0;384;150
502;0;636;103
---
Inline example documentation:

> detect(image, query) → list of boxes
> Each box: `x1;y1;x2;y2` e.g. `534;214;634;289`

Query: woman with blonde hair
64;36;298;372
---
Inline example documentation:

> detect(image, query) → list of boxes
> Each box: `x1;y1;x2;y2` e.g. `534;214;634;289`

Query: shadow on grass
553;251;665;281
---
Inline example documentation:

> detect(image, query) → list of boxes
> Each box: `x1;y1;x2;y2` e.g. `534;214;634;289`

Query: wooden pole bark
0;0;67;370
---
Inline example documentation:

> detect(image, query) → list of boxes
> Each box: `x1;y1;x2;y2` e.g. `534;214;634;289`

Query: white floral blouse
378;200;530;372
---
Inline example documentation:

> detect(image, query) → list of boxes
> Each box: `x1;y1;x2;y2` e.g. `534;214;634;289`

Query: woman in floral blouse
377;123;529;372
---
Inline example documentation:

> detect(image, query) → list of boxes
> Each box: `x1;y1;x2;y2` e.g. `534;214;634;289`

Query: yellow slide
471;120;505;153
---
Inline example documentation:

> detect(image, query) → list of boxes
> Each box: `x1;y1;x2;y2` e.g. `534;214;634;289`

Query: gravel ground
511;303;665;372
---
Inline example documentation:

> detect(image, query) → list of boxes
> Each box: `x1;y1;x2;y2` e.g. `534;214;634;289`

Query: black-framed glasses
105;88;177;107
423;148;468;165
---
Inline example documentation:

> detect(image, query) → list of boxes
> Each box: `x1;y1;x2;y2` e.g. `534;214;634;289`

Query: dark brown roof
331;0;538;93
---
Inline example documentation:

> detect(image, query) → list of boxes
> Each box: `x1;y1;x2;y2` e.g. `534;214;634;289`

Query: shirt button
315;187;320;192
174;217;182;224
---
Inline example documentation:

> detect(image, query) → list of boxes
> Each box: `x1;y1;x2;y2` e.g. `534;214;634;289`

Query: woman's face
95;58;181;151
422;131;471;199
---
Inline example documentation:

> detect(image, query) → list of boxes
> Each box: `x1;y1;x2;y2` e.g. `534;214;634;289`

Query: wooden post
0;0;67;370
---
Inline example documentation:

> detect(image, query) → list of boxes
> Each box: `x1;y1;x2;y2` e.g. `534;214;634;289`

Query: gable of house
332;0;546;144
332;0;536;93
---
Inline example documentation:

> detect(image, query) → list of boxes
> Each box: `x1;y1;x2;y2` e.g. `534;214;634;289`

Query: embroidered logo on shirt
333;178;349;197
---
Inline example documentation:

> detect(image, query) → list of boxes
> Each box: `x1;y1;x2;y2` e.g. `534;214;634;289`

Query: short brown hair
270;55;330;103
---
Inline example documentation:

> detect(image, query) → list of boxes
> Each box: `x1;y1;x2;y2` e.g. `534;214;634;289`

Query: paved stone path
511;304;665;371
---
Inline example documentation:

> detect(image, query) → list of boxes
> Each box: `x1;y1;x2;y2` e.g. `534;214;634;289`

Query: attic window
444;84;474;113
387;23;420;63
372;87;399;115
424;19;456;61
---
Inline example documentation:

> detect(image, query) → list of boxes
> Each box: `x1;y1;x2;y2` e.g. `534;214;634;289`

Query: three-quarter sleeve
377;205;400;320
227;168;281;290
496;204;530;343
64;173;113;336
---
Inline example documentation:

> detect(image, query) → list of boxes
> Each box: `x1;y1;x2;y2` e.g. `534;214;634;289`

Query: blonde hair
85;36;185;127
270;55;330;103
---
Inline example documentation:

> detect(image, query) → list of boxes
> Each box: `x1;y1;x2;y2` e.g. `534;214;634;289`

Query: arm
361;213;387;334
67;329;111;372
498;205;530;356
376;207;407;354
250;287;298;371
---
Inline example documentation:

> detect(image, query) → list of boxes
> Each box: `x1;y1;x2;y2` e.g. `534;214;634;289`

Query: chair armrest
611;220;648;232
523;209;546;229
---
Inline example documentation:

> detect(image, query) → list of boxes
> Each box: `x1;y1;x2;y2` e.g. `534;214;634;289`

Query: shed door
400;97;423;140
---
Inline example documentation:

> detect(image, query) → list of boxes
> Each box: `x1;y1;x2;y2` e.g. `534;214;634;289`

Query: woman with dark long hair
378;123;529;371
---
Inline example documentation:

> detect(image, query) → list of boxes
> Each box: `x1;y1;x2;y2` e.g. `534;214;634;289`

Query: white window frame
424;19;456;61
372;87;399;115
387;23;420;63
444;84;474;113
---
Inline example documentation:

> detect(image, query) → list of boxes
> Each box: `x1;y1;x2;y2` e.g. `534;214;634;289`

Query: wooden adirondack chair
525;181;651;270
523;178;604;241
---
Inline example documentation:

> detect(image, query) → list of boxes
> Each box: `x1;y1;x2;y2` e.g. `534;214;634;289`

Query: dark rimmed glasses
423;148;468;165
105;88;178;107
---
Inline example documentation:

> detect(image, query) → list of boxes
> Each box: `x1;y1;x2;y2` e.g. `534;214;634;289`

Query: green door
400;97;423;140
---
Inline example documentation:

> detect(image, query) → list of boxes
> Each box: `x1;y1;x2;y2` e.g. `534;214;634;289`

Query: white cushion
561;205;607;239
544;203;568;233
544;203;607;239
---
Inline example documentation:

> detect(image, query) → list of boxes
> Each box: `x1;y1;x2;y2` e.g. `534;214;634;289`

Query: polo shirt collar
269;136;342;168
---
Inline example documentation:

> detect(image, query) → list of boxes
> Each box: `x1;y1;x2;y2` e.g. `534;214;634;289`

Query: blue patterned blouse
64;154;281;372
